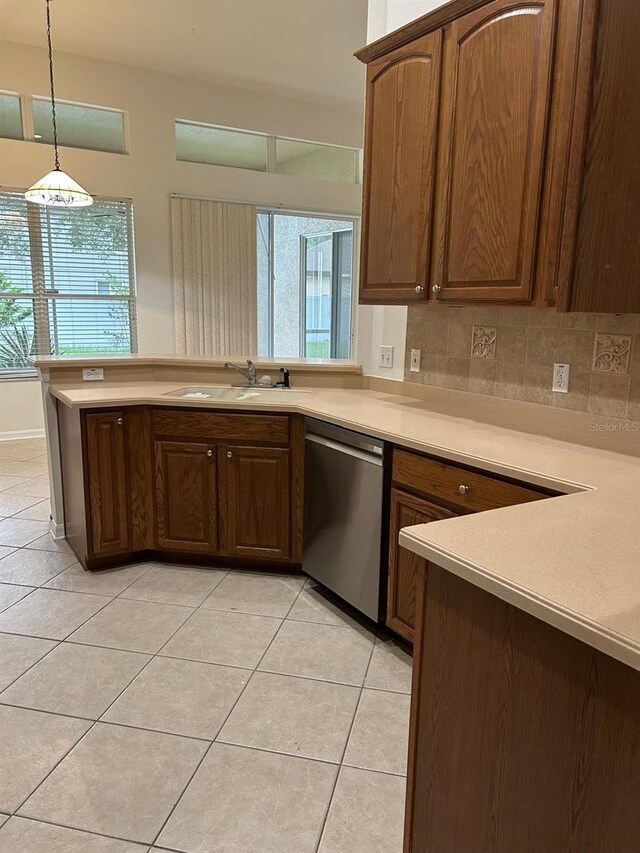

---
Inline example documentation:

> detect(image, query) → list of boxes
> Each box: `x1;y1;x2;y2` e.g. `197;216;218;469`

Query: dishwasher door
304;420;384;622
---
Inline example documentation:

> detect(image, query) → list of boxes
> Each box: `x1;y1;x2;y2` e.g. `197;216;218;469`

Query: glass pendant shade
25;0;93;209
25;167;93;207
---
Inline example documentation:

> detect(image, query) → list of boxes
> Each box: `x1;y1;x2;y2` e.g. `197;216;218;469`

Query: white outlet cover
379;345;394;369
83;368;105;381
552;362;570;393
410;349;421;372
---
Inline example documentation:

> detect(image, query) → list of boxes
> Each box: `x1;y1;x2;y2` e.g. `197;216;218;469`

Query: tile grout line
149;572;309;848
313;623;380;853
0;531;411;850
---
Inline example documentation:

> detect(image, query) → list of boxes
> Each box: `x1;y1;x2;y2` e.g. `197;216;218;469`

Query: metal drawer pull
415;285;424;295
432;284;443;295
458;484;470;495
206;449;213;457
226;451;233;458
117;417;124;425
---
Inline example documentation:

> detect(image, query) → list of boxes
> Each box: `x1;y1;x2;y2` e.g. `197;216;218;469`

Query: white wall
0;41;364;434
0;378;45;438
356;0;447;379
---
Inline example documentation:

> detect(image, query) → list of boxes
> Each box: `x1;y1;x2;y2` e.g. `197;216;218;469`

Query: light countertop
46;379;640;671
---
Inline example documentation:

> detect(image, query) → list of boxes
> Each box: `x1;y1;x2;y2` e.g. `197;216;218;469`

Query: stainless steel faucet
224;359;257;386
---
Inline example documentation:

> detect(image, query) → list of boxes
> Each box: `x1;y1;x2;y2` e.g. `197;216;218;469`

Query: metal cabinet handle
206;449;213;457
458;484;470;495
415;285;424;296
432;284;443;295
226;451;233;459
116;417;124;425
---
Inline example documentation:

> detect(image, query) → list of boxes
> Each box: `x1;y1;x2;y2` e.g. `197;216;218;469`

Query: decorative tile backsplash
405;306;640;421
592;334;632;374
472;327;497;359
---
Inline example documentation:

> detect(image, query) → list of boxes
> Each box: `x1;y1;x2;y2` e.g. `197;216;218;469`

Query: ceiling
0;0;368;110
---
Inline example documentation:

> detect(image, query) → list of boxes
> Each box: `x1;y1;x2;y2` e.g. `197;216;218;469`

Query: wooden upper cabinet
388;488;456;644
559;0;640;314
84;411;129;557
432;0;556;304
155;440;217;553
359;31;443;304
218;445;291;561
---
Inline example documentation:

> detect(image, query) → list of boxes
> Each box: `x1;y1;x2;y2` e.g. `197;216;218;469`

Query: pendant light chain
45;0;60;170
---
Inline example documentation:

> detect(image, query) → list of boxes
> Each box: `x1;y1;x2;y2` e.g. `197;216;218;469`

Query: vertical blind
171;197;257;356
0;191;136;374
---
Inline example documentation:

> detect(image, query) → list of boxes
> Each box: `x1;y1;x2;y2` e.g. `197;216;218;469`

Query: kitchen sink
165;386;309;403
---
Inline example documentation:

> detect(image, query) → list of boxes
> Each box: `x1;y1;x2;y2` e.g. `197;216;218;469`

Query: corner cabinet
57;404;304;570
84;411;130;557
356;0;640;313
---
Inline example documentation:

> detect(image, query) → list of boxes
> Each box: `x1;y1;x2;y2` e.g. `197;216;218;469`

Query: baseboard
0;428;46;441
49;520;66;540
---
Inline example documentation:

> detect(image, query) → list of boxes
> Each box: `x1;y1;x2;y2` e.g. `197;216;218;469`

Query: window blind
0;191;137;375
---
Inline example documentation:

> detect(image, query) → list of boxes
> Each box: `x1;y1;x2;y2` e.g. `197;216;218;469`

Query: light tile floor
0;437;412;852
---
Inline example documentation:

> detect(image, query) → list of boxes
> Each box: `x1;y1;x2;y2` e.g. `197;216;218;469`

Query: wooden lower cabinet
218;445;291;561
61;406;302;570
84;411;130;557
155;441;216;553
405;564;640;852
387;489;456;643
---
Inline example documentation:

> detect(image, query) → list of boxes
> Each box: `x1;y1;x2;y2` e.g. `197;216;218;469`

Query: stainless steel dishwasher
304;418;385;622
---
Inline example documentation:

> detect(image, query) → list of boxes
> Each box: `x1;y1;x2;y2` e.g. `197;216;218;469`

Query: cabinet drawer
152;409;289;445
392;449;547;513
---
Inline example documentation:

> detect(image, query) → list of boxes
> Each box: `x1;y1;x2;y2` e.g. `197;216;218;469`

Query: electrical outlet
410;349;421;372
83;368;104;381
552;362;570;393
379;345;394;369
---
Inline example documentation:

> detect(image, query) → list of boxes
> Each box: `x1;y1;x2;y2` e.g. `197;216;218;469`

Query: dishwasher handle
306;432;384;466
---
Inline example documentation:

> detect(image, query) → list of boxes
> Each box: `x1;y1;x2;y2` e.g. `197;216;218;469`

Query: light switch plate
552;362;570;393
410;349;421;372
379;345;394;369
83;368;105;381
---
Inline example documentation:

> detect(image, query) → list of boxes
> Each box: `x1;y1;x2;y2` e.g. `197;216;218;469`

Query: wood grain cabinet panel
388;489;456;643
359;31;443;304
565;0;640;313
84;412;129;557
155;441;217;553
406;564;640;852
432;0;556;303
218;445;291;561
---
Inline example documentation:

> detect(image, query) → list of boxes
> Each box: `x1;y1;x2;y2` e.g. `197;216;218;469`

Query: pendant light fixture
25;0;93;207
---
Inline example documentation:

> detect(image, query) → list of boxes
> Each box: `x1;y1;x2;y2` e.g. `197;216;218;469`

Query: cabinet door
359;30;442;304
432;0;556;303
219;445;291;561
85;411;129;557
155;441;216;553
387;488;456;643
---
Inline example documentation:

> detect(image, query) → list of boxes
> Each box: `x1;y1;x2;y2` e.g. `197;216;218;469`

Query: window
275;139;358;183
257;211;355;358
32;98;125;154
0;192;136;376
0;92;22;140
175;120;360;184
176;122;267;170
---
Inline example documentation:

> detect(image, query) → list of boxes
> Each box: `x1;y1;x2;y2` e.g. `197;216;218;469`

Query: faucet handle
277;368;291;389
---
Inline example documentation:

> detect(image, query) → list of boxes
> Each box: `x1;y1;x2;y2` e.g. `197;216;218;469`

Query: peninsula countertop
44;378;640;671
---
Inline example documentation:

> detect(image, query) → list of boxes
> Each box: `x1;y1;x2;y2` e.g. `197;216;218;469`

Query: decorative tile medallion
592;333;632;374
471;326;497;359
